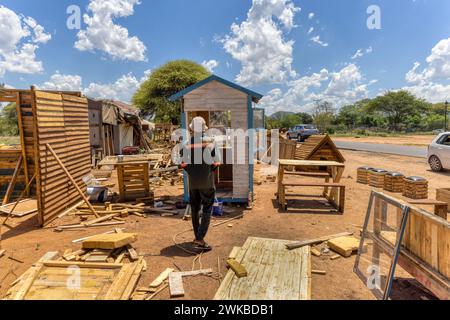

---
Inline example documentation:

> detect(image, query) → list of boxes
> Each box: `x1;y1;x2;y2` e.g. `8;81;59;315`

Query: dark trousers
189;188;215;241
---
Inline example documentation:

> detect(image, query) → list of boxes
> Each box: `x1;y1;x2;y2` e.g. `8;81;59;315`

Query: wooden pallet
214;237;311;300
0;199;37;217
6;253;145;300
117;162;151;202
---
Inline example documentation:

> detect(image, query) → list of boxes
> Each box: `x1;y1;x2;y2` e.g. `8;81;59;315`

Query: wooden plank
11;251;59;300
214;237;310;300
228;247;241;260
226;259;248;278
169;269;214;298
150;268;174;288
286;232;353;250
2;154;23;205
0;199;37;217
82;233;137;250
328;236;367;257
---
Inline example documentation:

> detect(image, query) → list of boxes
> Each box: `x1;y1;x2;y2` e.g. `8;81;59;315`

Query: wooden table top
278;159;345;167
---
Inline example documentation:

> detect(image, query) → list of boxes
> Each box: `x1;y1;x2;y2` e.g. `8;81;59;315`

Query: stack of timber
55;202;140;230
0;147;25;190
357;166;373;184
4;231;146;300
403;176;429;200
55;200;180;231
383;172;405;193
327;236;367;258
436;188;450;213
369;169;388;188
214;237;311;300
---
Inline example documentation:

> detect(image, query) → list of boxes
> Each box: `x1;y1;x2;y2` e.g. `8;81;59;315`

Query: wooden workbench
277;160;346;213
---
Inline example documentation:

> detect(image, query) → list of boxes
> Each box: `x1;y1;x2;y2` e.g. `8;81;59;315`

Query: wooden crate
436;188;450;213
403;177;428;199
357;166;373;184
117;162;150;202
369;169;387;188
383;172;405;193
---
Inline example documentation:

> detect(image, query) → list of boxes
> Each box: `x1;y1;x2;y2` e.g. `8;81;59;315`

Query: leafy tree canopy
133;60;210;123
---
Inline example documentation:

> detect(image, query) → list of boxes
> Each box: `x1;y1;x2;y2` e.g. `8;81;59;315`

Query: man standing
180;117;220;251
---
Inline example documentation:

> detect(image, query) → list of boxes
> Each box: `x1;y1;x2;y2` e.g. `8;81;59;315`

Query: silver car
428;132;450;171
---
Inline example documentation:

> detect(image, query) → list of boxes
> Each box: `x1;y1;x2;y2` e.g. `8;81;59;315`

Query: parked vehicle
286;125;319;142
428;132;450;171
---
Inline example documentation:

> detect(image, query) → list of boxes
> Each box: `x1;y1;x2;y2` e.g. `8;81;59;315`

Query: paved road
335;141;428;158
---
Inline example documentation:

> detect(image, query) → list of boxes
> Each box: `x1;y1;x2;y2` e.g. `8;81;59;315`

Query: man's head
190;116;208;133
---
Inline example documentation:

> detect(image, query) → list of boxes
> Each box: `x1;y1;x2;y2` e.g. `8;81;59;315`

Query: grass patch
0;136;20;146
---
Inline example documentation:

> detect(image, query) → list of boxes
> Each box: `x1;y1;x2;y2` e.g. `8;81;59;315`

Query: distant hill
269;111;295;120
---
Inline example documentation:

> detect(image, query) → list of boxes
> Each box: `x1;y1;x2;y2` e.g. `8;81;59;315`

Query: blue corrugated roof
169;75;264;103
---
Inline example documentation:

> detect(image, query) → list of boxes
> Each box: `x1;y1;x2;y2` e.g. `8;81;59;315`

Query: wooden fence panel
33;91;91;226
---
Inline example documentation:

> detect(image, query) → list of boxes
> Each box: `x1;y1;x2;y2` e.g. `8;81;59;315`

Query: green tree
313;101;336;133
367;90;430;131
133;60;211;122
0;102;18;136
296;112;313;124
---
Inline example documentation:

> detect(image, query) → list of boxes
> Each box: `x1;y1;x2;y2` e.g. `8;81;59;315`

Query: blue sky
1;0;450;115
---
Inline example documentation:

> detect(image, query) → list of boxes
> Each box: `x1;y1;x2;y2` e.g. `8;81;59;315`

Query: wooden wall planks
33;90;92;226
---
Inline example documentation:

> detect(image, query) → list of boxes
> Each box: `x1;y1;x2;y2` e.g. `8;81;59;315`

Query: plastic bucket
212;200;224;217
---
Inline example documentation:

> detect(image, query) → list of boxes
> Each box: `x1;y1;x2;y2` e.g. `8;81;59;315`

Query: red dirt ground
0;150;447;300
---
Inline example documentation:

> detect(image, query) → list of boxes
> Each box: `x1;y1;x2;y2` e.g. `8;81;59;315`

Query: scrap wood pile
4;229;146;300
55;200;183;231
131;267;218;300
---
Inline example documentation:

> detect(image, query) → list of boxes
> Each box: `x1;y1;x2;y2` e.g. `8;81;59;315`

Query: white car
428;132;450;171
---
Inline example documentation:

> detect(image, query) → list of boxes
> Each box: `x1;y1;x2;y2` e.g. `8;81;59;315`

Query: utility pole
445;101;448;132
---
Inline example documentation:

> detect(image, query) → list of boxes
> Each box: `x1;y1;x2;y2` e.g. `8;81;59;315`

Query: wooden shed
0;87;92;227
295;135;345;163
169;75;263;204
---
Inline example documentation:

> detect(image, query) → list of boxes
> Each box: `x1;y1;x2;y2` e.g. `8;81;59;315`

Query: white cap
189;116;208;133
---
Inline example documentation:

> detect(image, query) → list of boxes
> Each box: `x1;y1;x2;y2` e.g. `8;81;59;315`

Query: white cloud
201;60;219;73
261;64;375;115
39;71;149;103
351;46;373;60
307;27;314;35
84;73;143;102
402;82;450;103
406;37;450;84
0;5;51;77
41;72;82;91
220;0;300;86
351;49;363;60
75;0;147;62
310;35;328;47
308;12;315;20
23;16;52;44
403;37;450;102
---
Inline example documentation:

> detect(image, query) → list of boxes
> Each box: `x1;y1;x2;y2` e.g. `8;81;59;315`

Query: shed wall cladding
19;91;37;179
33;91;91;226
183;80;250;199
